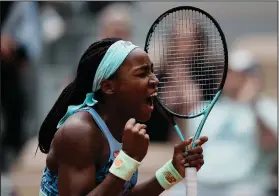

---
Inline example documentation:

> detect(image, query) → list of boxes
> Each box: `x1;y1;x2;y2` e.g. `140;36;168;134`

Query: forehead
121;48;151;69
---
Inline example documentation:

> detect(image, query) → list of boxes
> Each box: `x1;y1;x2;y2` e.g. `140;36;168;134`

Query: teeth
150;92;157;97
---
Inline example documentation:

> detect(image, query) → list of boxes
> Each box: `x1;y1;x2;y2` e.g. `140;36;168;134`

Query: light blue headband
57;40;139;128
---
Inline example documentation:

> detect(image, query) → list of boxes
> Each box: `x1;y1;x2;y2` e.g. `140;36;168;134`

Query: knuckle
134;123;141;130
132;129;139;134
124;124;133;131
140;129;146;134
132;126;140;133
144;134;150;140
174;144;180;150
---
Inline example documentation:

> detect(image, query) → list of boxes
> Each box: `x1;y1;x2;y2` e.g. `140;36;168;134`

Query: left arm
126;137;208;196
126;177;164;196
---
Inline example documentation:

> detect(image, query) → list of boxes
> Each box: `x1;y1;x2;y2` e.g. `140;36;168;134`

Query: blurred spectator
186;49;277;196
0;6;44;196
96;2;133;40
40;3;66;44
59;3;134;93
1;34;29;172
1;2;42;62
1;1;42;171
59;2;134;92
87;1;134;17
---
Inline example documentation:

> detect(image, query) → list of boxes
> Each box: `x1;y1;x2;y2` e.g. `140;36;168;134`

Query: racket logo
114;157;124;168
163;171;177;184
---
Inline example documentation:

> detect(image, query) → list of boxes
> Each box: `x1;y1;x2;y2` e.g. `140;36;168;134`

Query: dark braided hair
38;38;121;154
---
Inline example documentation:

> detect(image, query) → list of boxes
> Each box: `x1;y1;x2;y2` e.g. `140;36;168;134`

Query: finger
185;154;203;163
141;124;147;129
174;137;193;153
195;161;204;171
180;159;186;165
175;153;185;161
144;133;150;141
189;159;204;167
196;164;201;171
195;136;208;146
144;133;150;146
132;123;143;133
187;146;203;155
187;137;193;144
124;118;136;131
139;128;146;135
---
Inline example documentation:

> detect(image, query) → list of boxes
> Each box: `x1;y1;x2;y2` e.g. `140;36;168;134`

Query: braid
38;38;121;154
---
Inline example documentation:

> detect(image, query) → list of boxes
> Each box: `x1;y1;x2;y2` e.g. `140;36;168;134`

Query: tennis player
38;38;208;196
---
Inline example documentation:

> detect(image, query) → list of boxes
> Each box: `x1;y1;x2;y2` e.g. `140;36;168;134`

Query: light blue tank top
39;107;138;196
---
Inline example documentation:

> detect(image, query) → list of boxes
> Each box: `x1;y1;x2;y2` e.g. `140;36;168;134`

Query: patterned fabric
40;167;58;196
40;107;138;195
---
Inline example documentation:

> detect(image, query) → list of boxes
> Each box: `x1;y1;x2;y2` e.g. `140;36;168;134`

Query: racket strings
149;9;225;116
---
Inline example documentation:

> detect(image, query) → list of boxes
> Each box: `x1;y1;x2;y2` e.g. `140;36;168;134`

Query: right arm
54;117;126;196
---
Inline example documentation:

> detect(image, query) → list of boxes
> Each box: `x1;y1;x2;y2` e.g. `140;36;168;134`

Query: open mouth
145;92;157;107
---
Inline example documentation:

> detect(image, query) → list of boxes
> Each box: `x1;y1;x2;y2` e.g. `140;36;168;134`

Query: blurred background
0;1;277;196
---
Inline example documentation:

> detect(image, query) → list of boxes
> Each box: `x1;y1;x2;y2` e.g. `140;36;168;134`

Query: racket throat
192;90;222;148
171;118;186;142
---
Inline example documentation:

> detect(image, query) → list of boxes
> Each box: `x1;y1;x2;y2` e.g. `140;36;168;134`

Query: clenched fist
172;136;208;177
122;118;150;162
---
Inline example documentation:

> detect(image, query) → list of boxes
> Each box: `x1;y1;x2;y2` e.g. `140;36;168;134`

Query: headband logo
122;41;132;48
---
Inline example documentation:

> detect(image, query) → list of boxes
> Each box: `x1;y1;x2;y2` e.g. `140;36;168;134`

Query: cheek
119;78;148;101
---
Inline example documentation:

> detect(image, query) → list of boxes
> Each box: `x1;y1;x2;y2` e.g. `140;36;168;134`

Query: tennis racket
144;6;228;196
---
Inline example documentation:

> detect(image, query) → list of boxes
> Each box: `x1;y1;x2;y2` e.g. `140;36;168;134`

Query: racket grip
185;167;198;196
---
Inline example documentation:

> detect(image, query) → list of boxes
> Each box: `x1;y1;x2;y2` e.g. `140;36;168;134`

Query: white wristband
109;150;140;181
155;160;183;190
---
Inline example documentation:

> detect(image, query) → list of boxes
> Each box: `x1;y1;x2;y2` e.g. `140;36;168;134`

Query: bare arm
256;115;277;152
251;99;277;152
126;177;165;196
54;115;127;196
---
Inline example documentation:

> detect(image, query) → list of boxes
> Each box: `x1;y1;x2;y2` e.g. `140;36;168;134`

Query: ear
100;80;116;95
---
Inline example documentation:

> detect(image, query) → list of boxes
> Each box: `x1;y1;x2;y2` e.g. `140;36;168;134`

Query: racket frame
144;5;228;144
144;5;229;196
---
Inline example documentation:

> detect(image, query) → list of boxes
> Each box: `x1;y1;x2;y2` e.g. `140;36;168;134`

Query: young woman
38;38;208;196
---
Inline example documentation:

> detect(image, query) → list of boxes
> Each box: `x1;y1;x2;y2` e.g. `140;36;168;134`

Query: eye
138;72;147;77
136;64;153;78
138;69;150;77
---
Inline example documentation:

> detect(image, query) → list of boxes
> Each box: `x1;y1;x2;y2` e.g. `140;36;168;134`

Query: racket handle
185;167;198;196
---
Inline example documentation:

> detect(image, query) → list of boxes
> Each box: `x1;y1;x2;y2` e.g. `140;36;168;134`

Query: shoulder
53;111;104;166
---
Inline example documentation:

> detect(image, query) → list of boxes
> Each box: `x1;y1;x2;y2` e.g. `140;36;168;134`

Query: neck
95;102;129;143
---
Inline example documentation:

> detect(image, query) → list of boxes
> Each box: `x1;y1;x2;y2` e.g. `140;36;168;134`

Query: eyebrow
134;63;154;71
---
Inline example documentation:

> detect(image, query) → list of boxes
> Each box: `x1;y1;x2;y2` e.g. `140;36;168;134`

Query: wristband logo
163;171;177;184
114;157;123;168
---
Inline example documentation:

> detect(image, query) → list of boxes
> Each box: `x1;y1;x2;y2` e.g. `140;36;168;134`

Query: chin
136;112;152;123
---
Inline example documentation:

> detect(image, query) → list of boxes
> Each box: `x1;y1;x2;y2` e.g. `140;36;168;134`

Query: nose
149;74;159;89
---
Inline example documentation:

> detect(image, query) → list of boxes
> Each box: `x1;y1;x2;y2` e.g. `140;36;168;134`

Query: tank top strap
80;107;122;159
